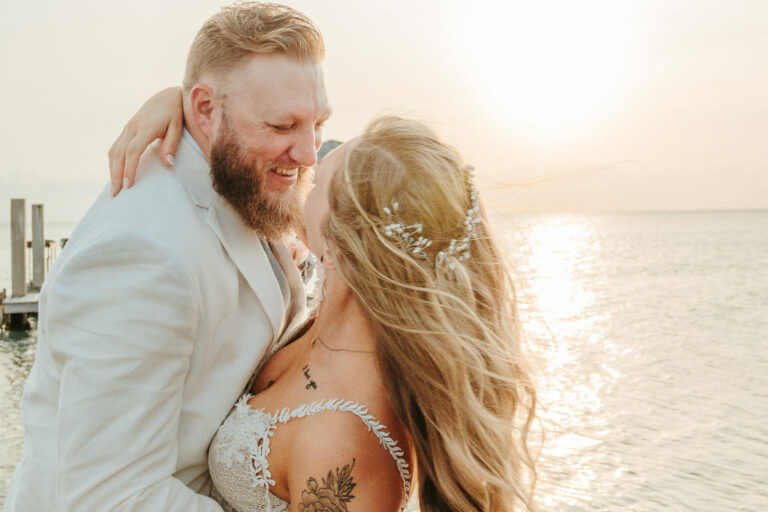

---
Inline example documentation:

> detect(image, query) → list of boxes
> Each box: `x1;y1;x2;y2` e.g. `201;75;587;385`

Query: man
5;3;331;510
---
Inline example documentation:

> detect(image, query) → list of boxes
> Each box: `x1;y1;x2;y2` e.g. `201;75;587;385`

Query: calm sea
1;211;767;510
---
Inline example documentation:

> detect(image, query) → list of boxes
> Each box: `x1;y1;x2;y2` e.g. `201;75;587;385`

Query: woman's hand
287;236;311;269
108;86;184;196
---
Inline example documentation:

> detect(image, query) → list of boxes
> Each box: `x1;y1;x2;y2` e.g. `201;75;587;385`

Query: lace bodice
208;394;412;512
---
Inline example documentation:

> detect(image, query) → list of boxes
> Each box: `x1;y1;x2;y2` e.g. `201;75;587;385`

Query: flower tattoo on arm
299;458;357;512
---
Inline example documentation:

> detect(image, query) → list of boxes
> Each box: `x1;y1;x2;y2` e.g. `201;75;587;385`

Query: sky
0;0;766;222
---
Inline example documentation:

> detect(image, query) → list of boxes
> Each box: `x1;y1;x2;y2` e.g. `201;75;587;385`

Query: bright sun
460;1;627;134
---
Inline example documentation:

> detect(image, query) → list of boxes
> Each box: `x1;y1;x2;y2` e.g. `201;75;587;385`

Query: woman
110;97;537;511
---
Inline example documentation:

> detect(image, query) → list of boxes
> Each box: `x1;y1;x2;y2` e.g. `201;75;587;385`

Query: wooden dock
2;292;41;315
1;199;62;329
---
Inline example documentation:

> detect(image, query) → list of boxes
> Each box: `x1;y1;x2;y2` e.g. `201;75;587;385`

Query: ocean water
2;211;767;510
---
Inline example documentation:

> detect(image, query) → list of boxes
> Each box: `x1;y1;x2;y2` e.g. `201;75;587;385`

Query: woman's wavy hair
325;116;538;511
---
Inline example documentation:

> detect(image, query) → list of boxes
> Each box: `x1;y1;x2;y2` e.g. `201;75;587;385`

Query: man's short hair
182;2;324;92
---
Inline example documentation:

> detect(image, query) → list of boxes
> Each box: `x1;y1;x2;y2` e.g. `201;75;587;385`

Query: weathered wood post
0;288;6;328
9;199;29;329
31;204;45;289
11;199;27;298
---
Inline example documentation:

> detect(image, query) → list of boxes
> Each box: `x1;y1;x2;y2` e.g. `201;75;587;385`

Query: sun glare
459;1;627;134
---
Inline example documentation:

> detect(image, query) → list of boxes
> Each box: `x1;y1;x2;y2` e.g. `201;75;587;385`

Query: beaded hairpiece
382;165;481;269
383;202;433;259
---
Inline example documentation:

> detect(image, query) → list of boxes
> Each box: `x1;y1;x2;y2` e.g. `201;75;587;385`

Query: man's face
209;54;331;241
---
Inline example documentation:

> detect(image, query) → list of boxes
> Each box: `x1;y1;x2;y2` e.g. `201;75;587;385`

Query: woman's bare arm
108;86;183;195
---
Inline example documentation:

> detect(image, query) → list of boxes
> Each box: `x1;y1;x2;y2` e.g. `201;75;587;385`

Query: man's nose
289;128;318;168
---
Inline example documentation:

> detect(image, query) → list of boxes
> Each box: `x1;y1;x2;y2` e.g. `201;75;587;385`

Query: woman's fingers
122;133;155;189
109;121;174;193
160;116;183;167
291;240;311;268
109;127;133;196
108;127;153;194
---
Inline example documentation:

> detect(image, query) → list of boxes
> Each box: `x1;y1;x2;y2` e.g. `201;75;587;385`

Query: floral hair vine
383;202;433;260
382;165;481;269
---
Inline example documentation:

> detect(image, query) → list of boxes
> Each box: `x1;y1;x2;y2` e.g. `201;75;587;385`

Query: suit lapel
206;195;285;340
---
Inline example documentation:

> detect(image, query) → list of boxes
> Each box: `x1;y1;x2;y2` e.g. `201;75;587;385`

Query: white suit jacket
5;138;307;511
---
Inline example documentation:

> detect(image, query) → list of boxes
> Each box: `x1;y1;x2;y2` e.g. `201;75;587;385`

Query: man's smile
267;166;300;185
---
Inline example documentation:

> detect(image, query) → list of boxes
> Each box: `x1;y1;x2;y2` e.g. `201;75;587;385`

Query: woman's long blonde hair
325;116;538;511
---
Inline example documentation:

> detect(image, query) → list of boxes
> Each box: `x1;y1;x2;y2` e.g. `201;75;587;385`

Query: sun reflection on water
503;215;621;509
522;221;598;322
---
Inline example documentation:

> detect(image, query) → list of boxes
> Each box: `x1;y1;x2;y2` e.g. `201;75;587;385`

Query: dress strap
271;398;412;511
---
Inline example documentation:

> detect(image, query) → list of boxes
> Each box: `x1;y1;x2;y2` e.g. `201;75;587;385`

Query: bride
111;99;537;511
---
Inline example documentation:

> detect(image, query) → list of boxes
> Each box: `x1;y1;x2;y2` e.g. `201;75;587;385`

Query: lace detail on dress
209;394;412;512
208;396;288;512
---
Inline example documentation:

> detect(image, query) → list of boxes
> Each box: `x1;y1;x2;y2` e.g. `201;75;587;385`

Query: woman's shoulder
282;398;411;512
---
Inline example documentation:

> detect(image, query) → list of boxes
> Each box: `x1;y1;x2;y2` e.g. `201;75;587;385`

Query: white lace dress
208;394;412;512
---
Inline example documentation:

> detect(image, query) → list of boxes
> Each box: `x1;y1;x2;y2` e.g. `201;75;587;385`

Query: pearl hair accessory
382;165;481;269
383;202;433;260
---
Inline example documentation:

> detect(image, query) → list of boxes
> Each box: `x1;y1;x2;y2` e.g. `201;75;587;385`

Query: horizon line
1;206;767;225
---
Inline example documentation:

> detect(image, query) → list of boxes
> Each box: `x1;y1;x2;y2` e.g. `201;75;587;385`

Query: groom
5;3;330;511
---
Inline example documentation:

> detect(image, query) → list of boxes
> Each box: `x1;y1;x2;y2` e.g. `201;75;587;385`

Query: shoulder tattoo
299;458;357;512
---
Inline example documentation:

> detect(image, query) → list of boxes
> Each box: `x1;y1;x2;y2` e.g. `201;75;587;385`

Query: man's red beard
210;121;310;242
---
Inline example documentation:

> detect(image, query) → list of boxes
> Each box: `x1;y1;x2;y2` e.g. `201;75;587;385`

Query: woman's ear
320;247;337;270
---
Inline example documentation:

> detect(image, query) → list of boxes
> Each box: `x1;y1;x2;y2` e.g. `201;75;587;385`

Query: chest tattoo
302;365;318;390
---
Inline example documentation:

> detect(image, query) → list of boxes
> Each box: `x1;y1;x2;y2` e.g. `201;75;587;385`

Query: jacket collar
174;137;216;210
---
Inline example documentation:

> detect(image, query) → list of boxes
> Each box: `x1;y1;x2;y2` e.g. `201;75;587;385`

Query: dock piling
11;199;27;298
32;204;45;289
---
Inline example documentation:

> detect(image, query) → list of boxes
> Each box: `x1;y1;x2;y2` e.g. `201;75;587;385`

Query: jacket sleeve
44;231;223;511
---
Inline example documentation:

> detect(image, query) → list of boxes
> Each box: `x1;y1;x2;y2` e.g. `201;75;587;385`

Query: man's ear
188;84;216;140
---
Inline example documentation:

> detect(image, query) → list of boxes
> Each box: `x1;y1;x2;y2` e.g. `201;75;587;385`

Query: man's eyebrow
270;108;332;124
